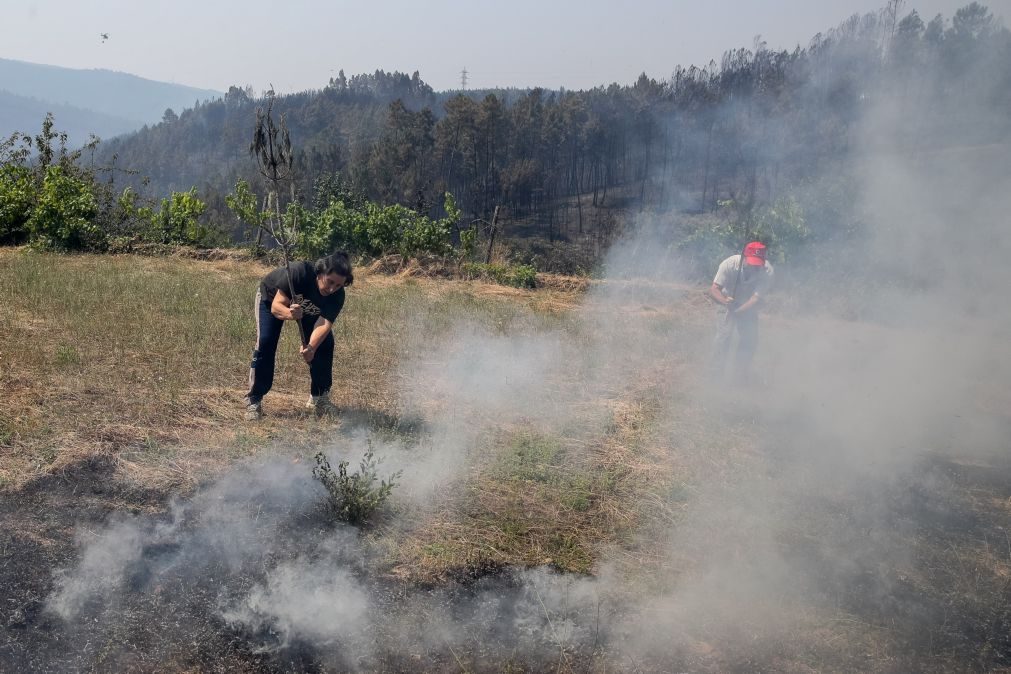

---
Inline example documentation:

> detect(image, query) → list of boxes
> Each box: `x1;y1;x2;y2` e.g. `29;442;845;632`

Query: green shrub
224;179;265;247
1;116;110;251
146;188;219;246
0;165;34;245
678;195;809;277
26;166;103;250
458;225;478;260
312;449;401;525
748;196;810;264
299;192;458;259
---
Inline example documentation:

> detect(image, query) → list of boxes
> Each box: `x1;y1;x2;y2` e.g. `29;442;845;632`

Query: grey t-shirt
713;254;774;302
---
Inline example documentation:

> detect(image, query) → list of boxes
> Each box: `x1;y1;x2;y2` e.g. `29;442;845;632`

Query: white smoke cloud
39;11;1011;671
220;537;372;654
48;517;146;620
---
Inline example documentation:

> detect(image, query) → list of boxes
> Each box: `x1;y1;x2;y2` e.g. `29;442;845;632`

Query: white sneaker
244;401;263;421
306;394;339;419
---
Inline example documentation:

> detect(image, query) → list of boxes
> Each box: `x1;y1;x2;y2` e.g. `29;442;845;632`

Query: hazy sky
3;0;1007;93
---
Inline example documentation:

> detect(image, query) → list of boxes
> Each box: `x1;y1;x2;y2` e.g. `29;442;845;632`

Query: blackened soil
0;457;161;670
0;458;288;673
3;451;1011;673
790;453;1011;673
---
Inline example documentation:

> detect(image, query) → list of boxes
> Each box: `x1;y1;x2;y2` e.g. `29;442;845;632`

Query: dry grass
391;393;670;581
388;335;698;582
0;248;575;489
3;247;1011;672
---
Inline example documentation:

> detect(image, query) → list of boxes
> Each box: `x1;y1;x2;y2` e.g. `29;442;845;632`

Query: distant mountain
0;58;222;145
0;89;140;146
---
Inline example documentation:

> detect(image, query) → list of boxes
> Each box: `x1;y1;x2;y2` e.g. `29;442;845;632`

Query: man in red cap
708;241;774;378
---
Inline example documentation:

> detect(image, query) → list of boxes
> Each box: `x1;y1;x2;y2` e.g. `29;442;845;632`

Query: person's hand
300;343;315;363
723;296;735;307
289;303;303;321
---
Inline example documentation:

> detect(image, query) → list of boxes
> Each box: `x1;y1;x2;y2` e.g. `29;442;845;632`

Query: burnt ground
1;458;160;646
2;452;1011;673
0;457;312;673
0;457;606;673
876;457;1011;668
789;454;1011;672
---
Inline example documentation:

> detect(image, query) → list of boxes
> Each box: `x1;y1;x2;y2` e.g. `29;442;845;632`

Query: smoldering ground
17;457;623;672
23;167;1011;671
17;161;1011;673
10;228;699;672
8;9;1011;674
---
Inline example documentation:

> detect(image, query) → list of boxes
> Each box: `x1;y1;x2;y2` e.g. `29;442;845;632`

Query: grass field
1;247;1010;672
0;250;576;487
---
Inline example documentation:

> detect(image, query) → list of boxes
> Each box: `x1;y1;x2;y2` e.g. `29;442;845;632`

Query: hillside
1;3;1009;671
89;4;1011;260
0;89;140;146
0;58;221;145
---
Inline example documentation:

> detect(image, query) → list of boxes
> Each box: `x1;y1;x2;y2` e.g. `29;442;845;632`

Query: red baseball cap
743;241;767;266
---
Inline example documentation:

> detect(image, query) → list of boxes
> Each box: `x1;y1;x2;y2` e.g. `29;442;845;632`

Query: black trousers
245;290;334;404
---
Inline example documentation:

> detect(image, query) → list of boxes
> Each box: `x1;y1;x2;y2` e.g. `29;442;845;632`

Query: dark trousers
710;309;759;378
245;290;334;404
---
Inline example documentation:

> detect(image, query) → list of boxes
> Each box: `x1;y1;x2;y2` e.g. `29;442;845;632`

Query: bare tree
882;0;906;54
250;90;307;345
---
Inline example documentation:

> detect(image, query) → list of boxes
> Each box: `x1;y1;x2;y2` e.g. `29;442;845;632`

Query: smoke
39;450;625;670
390;324;567;493
47;518;146;620
35;7;1011;672
609;9;1011;667
220;542;372;654
37;221;692;671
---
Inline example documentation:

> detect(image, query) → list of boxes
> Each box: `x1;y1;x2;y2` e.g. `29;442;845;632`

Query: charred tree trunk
701;121;714;212
485;205;500;264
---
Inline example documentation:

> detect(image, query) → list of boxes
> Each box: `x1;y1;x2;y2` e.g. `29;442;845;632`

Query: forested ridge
4;2;1009;274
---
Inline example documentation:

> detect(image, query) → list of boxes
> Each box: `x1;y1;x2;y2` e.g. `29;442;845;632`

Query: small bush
312;449;402;525
145;188;220;247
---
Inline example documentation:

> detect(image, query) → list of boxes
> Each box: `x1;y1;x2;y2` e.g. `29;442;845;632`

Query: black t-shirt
259;261;345;322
